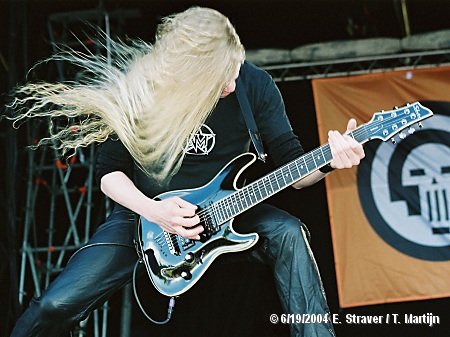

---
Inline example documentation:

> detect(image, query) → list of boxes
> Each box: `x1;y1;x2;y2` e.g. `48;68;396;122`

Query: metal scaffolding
264;49;450;82
18;8;139;337
19;121;103;335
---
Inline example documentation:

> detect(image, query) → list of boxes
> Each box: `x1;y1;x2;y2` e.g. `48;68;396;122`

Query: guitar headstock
365;102;434;143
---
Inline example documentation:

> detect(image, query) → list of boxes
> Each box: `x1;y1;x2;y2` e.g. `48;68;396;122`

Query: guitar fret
247;188;253;206
257;179;264;197
249;184;256;203
286;164;294;182
232;193;238;212
280;166;287;185
320;147;325;164
304;153;316;173
280;167;287;186
249;185;256;204
223;200;230;218
217;202;223;221
215;204;221;223
261;177;267;196
294;159;301;178
213;204;221;224
271;172;279;191
283;166;289;185
234;196;240;213
312;150;317;167
225;199;232;218
241;190;249;209
257;180;264;200
237;195;242;210
229;195;236;214
219;201;226;219
249;183;255;203
231;194;239;213
314;148;326;167
247;193;253;207
273;170;281;189
302;156;309;174
237;191;245;210
264;177;272;195
321;145;328;163
290;162;300;180
266;176;274;194
262;177;269;196
297;157;306;176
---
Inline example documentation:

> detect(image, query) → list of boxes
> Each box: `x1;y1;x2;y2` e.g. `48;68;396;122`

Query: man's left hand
328;118;365;170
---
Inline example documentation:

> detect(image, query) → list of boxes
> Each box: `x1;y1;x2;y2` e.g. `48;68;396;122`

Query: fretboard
210;124;370;224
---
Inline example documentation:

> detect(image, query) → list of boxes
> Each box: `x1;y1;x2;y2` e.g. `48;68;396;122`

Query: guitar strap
235;77;267;163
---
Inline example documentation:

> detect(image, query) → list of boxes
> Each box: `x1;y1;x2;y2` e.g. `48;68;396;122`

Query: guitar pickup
198;216;219;242
182;238;195;250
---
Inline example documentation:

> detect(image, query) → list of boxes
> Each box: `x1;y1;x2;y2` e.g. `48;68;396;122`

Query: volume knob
185;253;194;263
181;270;192;280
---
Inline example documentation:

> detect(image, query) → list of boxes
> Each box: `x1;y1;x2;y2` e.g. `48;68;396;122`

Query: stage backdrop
312;66;450;308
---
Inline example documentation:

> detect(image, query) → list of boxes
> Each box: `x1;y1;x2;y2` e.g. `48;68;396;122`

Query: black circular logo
357;101;450;261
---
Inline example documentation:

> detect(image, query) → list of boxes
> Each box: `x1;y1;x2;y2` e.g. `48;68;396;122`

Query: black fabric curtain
1;1;28;336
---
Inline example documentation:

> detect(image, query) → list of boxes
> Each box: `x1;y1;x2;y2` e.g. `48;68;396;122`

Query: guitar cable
69;242;176;325
132;259;176;325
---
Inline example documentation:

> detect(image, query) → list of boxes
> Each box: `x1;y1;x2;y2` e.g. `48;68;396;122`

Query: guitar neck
212;124;370;223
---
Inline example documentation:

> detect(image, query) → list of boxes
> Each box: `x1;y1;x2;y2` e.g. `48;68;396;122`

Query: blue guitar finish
137;102;433;296
138;153;259;297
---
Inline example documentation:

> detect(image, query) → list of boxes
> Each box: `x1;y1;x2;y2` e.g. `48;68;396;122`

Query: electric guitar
137;102;433;297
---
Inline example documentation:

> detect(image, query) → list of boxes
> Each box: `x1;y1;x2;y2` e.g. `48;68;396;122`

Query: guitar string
153;108;425;243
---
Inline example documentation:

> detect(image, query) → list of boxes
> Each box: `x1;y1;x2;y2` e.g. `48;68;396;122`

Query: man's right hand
100;171;203;240
143;196;203;240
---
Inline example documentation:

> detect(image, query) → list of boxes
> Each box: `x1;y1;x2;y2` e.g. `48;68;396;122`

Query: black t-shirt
95;61;304;198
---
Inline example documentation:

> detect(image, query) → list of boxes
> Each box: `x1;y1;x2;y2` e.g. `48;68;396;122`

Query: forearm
100;171;203;239
292;169;329;189
100;171;157;218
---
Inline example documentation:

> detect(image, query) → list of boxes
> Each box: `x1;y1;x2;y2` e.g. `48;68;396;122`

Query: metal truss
264;49;450;82
18;119;102;331
18;8;139;337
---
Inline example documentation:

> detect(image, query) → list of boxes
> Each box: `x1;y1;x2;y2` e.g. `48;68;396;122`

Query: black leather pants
236;204;336;337
10;204;335;337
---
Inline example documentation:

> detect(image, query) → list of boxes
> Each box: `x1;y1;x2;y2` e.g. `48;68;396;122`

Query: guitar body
138;153;259;297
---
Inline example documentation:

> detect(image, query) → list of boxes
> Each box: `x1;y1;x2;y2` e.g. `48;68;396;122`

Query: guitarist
10;7;364;337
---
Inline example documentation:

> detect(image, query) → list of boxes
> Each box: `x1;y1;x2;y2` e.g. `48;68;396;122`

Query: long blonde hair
10;7;245;181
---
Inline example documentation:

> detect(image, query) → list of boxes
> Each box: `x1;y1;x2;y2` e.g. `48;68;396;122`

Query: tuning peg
391;137;396;144
408;127;415;134
418;122;423;128
399;132;406;139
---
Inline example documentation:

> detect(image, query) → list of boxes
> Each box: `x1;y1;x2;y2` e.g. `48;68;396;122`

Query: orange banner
312;66;450;308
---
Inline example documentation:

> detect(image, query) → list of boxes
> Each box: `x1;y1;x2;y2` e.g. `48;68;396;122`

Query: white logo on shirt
184;124;216;155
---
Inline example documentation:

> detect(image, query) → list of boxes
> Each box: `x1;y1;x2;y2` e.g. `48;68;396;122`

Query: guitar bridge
164;231;181;256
